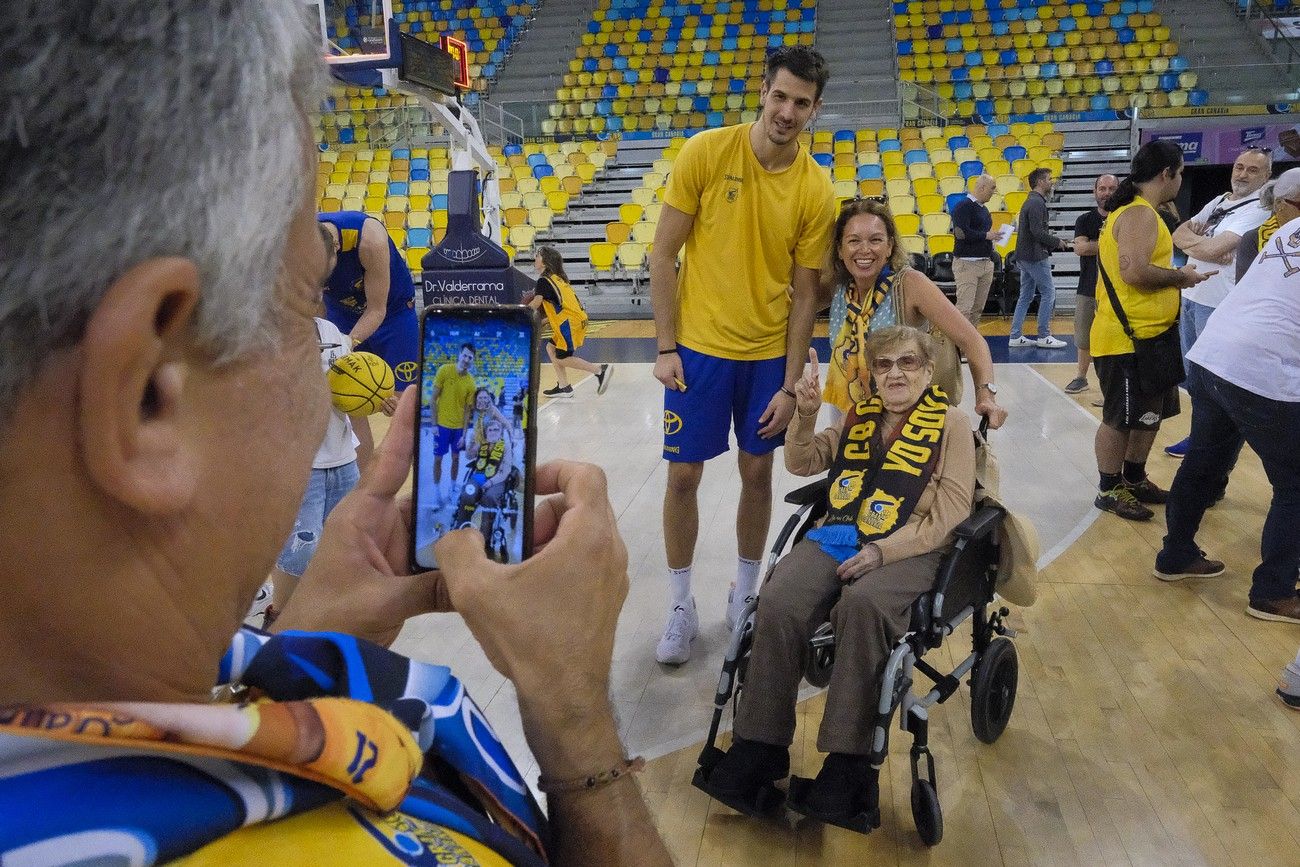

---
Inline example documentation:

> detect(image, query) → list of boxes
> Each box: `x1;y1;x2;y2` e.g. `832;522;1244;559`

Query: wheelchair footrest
692;758;787;818
786;776;881;835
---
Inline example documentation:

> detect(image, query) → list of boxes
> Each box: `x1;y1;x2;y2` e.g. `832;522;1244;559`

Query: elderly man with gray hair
0;2;669;864
950;173;1000;328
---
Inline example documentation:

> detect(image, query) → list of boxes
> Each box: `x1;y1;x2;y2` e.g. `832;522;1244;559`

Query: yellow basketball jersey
1092;195;1179;357
664;123;836;361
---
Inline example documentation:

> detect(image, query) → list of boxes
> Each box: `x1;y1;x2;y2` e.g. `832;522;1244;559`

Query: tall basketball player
649;47;836;664
318;211;420;466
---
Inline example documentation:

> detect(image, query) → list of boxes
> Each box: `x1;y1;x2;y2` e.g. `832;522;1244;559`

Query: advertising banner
1142;121;1300;164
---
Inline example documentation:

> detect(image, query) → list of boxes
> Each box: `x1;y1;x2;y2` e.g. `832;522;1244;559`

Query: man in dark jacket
1009;168;1069;349
951;174;999;328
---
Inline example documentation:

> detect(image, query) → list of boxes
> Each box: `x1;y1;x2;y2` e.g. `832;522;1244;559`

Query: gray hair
1259;180;1276;211
0;1;326;419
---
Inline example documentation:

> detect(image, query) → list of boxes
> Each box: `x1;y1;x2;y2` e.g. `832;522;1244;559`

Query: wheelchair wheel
803;622;835;689
970;636;1018;744
910;777;943;846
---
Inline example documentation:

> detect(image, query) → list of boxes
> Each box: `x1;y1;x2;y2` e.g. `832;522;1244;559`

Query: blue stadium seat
1003;145;1027;161
813;153;834;168
960;160;984;179
408;228;432;248
856;164;884;181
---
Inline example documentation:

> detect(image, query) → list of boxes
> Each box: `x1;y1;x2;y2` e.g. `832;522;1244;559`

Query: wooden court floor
637;363;1300;867
378;322;1300;865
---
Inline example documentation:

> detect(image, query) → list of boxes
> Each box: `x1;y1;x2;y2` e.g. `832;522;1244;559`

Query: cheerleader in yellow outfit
526;246;612;398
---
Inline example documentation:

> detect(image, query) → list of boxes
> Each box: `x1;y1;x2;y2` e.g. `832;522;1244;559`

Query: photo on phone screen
413;306;536;570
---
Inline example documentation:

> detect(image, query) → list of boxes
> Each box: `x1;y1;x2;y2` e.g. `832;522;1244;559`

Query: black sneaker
595;363;612;395
1278;687;1300;711
1095;486;1154;521
542;385;573;398
1124;476;1168;505
1153;554;1226;582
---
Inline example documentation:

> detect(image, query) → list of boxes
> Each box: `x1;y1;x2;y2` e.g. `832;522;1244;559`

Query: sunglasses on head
842;194;888;208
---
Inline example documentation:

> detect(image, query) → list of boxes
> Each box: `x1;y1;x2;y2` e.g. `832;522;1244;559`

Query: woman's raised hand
795;347;822;416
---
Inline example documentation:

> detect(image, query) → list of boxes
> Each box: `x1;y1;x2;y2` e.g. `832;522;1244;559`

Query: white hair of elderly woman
0;0;327;419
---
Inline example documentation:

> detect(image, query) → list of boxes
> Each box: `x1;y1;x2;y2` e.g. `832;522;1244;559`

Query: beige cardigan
784;403;977;565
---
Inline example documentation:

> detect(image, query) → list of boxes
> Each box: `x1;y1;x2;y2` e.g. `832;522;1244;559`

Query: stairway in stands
488;0;602;136
1155;0;1300;105
814;0;900;129
543;139;662;318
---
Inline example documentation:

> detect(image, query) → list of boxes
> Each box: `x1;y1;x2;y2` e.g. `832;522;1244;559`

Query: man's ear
78;257;201;515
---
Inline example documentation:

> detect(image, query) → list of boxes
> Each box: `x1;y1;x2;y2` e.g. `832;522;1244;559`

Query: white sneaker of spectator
1036;336;1067;349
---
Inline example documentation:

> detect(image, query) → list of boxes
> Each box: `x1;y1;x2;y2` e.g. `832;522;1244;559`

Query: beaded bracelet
537;756;646;793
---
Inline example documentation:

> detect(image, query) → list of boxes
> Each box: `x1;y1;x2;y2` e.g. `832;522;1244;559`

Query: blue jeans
276;461;361;576
1157;364;1300;604
1178;296;1215;358
1009;258;1055;339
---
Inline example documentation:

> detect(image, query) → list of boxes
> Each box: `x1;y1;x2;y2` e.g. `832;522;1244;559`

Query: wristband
780;386;796;399
658;348;678;355
537;756;646;793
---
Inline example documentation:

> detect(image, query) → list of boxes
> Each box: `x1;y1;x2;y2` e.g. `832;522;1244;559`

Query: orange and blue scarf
0;629;547;864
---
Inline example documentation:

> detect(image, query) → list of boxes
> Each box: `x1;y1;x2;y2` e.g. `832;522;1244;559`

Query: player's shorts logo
663;410;683;436
395;361;418;382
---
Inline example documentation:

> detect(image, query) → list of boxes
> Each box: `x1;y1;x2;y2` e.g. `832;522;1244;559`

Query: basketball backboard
315;0;396;67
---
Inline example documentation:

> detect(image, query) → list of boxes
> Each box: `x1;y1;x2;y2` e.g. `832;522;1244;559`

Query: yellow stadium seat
522;191;547;210
885;178;912;198
508;224;536;253
895;212;922;235
606;221;632;245
926;233;955;256
922;213;952;236
320;196;342;212
617;241;648;273
1003;190;1028;214
383;212;406;230
589;242;617;275
913;177;940;198
631;221;657;244
644;202;663;223
631;187;657;207
504;207;528;228
539;175;562;194
899;233;926;255
406;248;428;271
917;194;945;215
546;191;570;214
619;202;644;225
528;207;554;232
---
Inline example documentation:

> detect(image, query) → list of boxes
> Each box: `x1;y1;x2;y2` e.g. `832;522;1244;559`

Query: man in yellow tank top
649;47;837;664
1091;141;1213;525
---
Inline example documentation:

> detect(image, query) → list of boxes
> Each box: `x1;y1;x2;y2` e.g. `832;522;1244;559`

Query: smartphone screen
413;305;537;570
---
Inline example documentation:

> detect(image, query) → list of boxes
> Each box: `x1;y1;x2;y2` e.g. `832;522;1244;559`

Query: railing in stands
473;100;525;147
1228;0;1300;76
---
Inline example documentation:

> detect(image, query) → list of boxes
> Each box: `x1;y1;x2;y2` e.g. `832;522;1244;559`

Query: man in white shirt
1166;148;1271;456
1154;170;1300;625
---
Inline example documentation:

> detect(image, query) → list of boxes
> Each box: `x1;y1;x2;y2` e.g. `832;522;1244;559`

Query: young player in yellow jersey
526;246;611;397
649;46;837;664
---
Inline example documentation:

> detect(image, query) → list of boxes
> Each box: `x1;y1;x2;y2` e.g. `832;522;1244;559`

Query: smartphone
413;305;538;570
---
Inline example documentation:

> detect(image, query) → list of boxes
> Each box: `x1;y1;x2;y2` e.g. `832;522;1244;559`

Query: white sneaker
655;598;699;665
1007;336;1036;347
725;584;757;632
245;580;273;624
1036;335;1067;349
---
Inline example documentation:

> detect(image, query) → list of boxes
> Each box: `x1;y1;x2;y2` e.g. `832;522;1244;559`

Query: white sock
735;556;762;600
668;566;692;607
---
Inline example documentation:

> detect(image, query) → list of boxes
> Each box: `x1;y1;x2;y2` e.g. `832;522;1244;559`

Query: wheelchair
692;449;1018;846
452;464;521;563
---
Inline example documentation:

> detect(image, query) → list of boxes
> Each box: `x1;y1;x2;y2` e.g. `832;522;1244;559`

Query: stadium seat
589;242;617;276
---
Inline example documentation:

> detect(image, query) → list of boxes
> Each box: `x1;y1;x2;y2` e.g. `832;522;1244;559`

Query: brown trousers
953;257;995;329
733;539;943;755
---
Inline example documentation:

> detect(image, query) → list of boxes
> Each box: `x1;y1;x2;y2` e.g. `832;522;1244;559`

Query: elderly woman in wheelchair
694;324;1015;841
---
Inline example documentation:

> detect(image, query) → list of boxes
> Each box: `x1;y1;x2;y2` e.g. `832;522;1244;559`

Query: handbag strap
1097;258;1137;342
